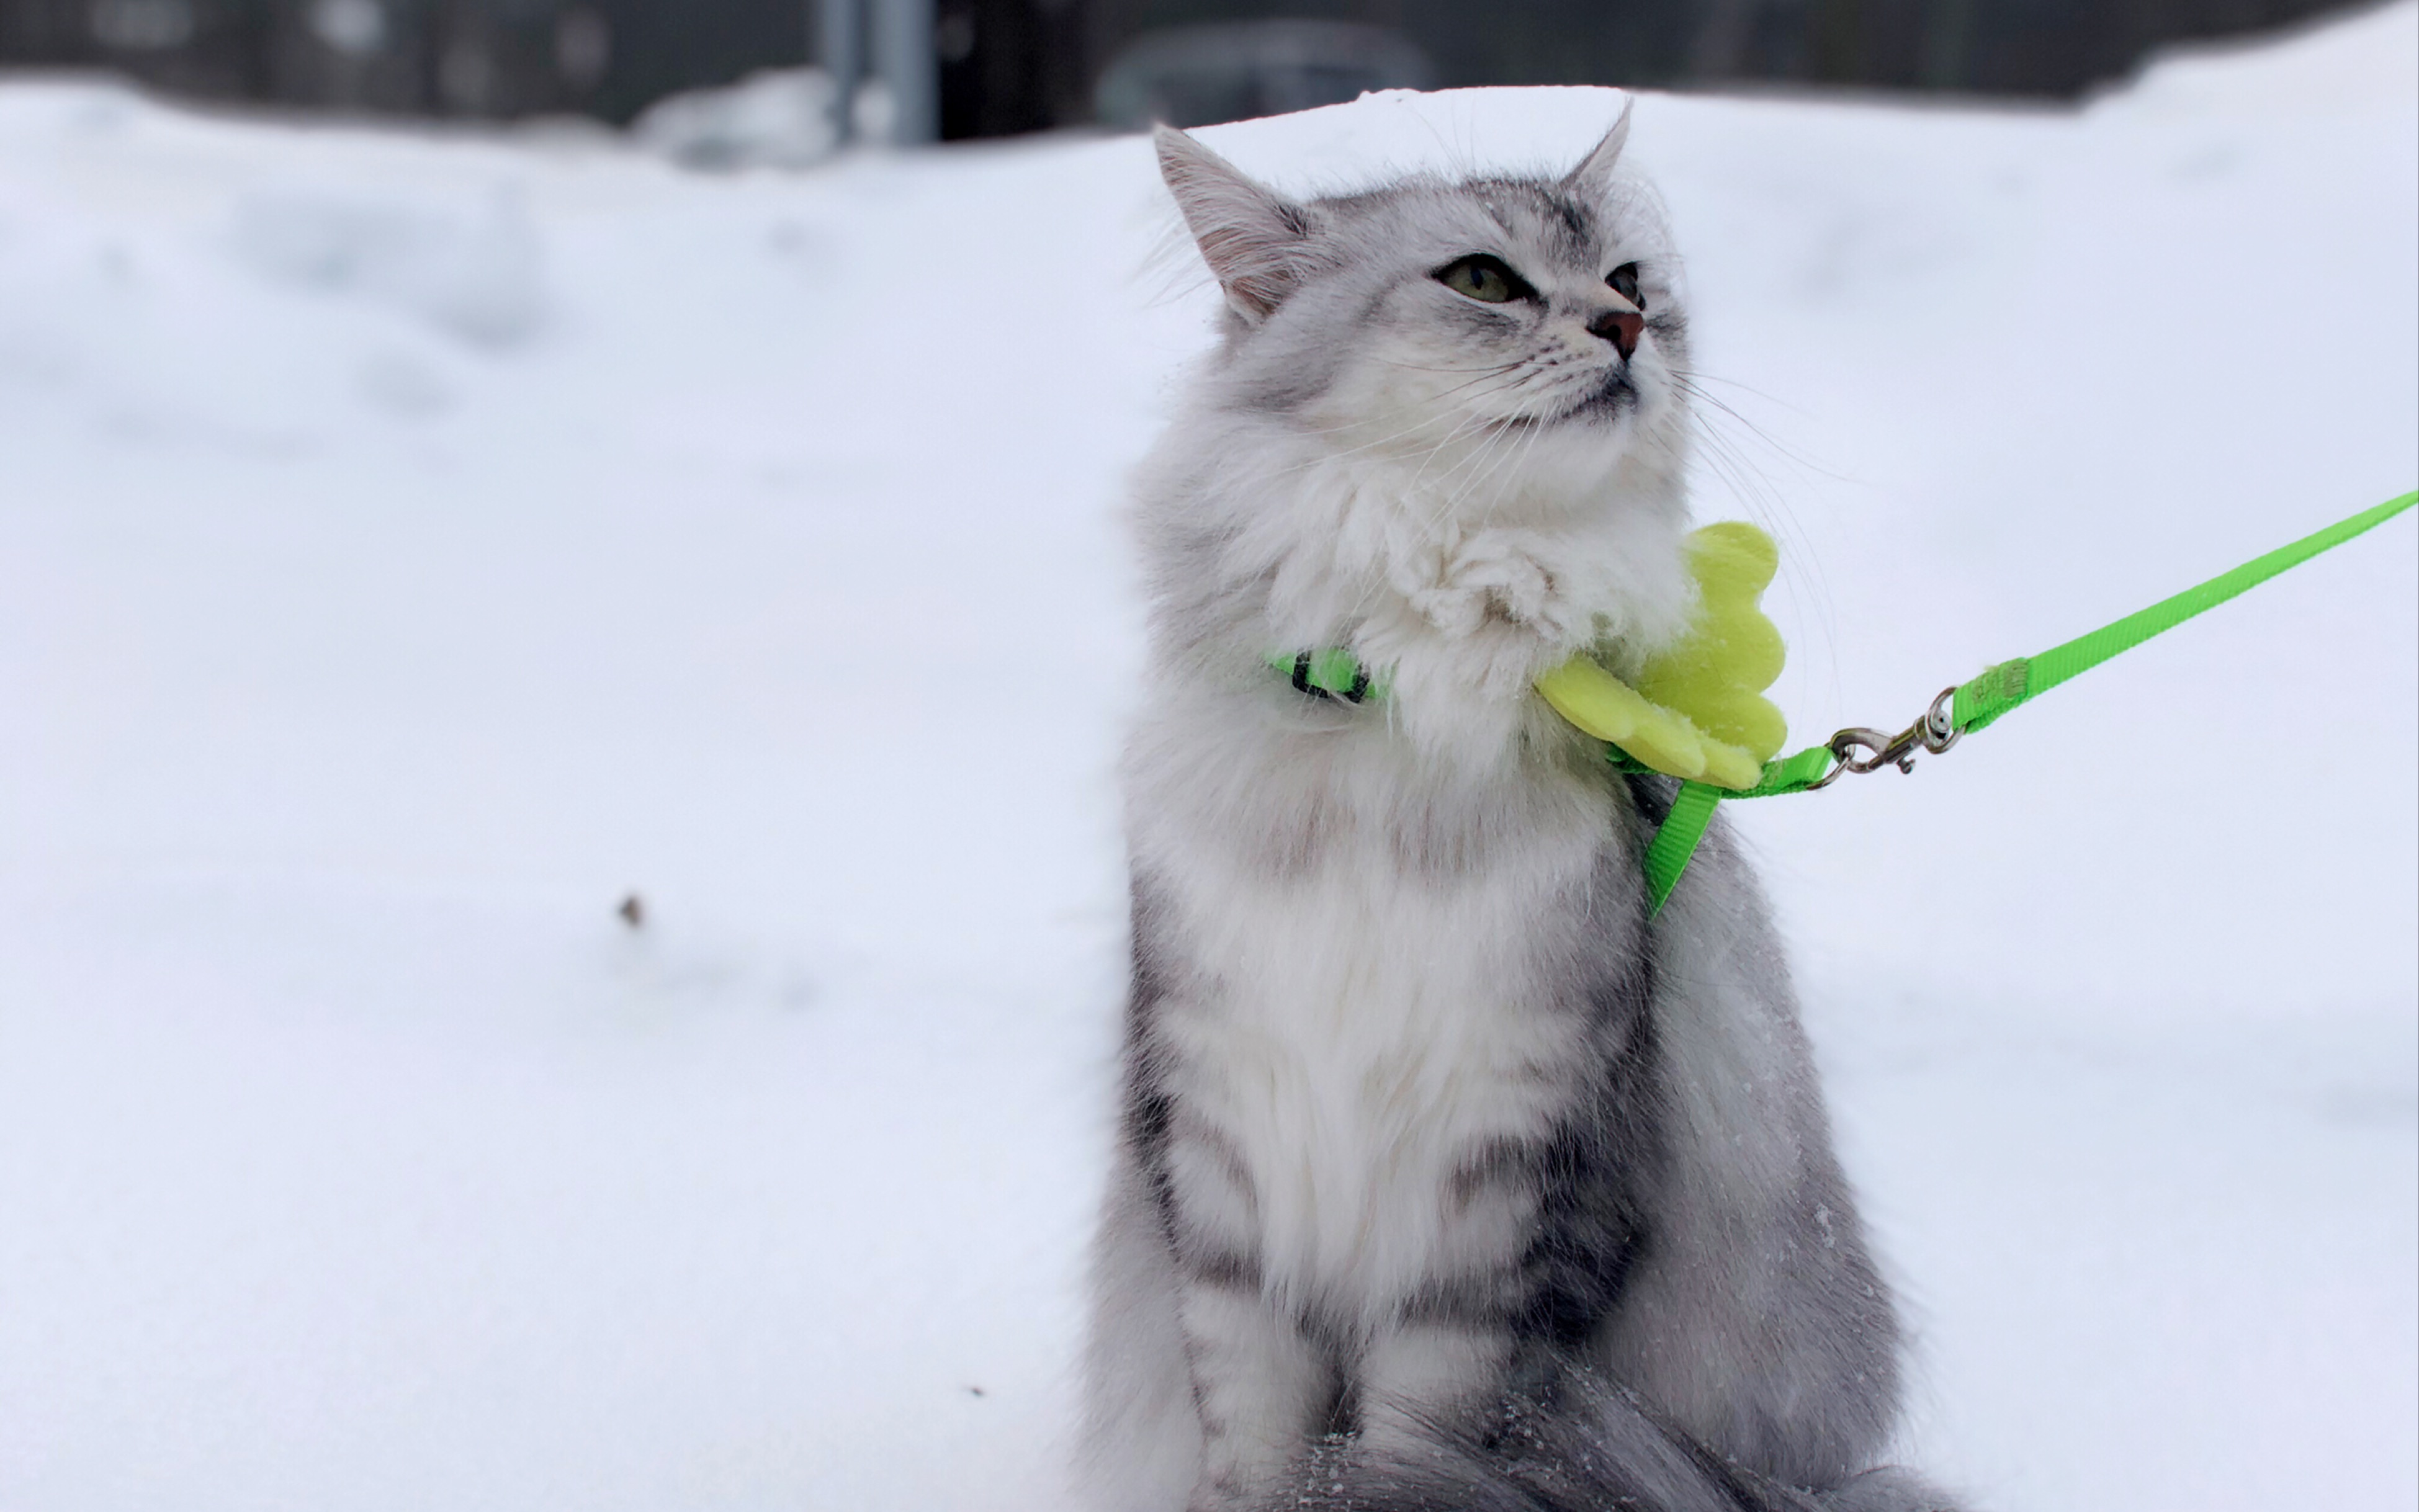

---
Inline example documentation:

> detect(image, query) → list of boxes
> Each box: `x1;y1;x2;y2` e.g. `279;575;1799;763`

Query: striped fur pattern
1078;112;1966;1512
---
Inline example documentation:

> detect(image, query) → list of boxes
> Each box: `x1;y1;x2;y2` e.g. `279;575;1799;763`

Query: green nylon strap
1266;648;1387;701
1642;781;1725;907
1949;488;2419;736
1640;488;2418;913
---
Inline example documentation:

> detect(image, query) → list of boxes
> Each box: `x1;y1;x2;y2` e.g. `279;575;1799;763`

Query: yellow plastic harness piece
1535;522;1788;792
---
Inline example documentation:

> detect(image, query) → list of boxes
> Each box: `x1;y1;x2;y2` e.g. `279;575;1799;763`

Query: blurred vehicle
1094;19;1433;131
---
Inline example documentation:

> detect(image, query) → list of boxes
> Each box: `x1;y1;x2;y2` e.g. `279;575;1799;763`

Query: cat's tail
1270;1367;1966;1512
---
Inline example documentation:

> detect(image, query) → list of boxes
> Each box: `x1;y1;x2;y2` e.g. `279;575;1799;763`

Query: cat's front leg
1352;1316;1515;1450
1397;528;1599;656
1418;528;1597;648
1159;1111;1332;1507
1177;1282;1331;1510
1365;529;1594;743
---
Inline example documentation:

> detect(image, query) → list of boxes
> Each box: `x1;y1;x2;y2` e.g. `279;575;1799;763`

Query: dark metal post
871;0;935;142
819;0;864;144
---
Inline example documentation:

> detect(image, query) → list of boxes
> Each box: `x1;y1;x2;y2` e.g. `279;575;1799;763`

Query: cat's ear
1561;98;1635;204
1156;125;1322;323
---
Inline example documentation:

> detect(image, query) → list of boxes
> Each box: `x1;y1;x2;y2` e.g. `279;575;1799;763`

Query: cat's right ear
1156;126;1321;323
1561;97;1635;207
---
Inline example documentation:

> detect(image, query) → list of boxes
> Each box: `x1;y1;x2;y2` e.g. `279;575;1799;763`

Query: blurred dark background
0;0;2374;143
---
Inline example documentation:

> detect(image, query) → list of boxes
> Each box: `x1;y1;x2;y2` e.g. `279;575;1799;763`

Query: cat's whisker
1666;373;1848;702
1671;367;1812;416
1368;357;1529;377
1467;408;1551;530
1671;371;1846;482
1231;401;1497;488
1403;403;1515;493
1420;408;1530;507
1242;379;1535;491
1429;411;1535;533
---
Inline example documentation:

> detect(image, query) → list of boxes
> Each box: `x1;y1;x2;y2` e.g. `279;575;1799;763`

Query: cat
1077;104;1967;1512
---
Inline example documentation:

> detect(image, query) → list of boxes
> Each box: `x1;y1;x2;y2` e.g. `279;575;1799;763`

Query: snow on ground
1;6;2412;1509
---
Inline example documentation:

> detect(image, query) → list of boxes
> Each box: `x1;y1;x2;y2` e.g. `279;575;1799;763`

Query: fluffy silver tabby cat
1079;105;1966;1512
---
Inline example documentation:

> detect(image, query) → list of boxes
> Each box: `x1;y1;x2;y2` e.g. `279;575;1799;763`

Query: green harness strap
1640;488;2418;911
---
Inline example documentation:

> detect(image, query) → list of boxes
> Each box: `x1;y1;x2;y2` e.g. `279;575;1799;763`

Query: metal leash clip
1808;687;1962;789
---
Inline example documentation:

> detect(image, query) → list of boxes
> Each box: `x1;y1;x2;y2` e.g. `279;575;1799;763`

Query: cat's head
1157;104;1690;506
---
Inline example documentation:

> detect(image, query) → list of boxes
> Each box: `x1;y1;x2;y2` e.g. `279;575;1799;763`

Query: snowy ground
1;7;2413;1509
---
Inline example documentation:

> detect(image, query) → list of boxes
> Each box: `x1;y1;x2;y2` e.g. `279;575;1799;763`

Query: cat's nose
1588;309;1644;360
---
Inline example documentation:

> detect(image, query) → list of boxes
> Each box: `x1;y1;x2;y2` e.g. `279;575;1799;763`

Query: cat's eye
1607;262;1644;308
1435;255;1533;305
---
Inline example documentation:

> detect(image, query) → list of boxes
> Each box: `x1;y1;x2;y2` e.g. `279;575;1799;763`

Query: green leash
1639;488;2418;911
1272;489;2415;913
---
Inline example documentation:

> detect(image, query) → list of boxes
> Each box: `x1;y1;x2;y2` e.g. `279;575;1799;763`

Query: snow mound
231;185;544;345
633;68;842;171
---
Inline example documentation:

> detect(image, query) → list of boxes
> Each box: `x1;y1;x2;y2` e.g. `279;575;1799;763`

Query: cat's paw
1406;530;1592;647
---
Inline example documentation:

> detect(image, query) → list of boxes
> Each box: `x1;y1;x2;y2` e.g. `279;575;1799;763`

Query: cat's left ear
1561;97;1635;204
1156;125;1324;323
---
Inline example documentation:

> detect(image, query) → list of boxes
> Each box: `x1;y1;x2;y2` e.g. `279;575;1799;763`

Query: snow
1;6;2412;1508
632;69;843;171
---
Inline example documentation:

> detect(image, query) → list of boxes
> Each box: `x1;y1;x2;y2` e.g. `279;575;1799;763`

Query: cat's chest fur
1141;732;1620;1313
